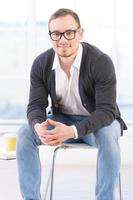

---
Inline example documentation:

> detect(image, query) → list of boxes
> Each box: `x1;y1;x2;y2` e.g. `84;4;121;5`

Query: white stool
43;143;122;200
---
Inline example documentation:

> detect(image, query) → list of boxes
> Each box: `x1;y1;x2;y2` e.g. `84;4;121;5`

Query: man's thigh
82;119;121;147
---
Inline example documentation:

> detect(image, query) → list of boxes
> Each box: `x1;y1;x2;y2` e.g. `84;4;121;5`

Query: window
0;1;27;121
0;0;132;123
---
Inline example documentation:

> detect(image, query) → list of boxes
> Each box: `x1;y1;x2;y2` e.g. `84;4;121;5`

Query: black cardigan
27;42;127;136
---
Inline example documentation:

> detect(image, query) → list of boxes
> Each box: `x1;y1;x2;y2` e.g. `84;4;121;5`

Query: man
16;8;127;200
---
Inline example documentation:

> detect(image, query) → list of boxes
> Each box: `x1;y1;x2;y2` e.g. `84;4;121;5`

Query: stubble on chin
58;49;72;58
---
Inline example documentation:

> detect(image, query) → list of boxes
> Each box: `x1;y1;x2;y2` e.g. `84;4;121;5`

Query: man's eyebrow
49;28;76;33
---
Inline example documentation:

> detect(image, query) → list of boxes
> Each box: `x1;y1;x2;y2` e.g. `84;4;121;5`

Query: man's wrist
34;123;40;131
34;123;41;136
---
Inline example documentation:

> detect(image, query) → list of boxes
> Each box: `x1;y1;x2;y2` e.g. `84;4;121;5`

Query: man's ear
79;28;84;40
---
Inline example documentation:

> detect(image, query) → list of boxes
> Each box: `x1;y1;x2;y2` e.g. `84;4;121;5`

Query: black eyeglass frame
49;27;80;41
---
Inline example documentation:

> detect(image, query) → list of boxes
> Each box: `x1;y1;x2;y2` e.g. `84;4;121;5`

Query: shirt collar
52;43;83;70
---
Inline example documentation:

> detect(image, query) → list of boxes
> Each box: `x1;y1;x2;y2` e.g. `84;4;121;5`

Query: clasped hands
34;118;75;146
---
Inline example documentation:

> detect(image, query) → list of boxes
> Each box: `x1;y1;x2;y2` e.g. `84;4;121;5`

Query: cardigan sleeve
27;56;48;130
75;54;117;136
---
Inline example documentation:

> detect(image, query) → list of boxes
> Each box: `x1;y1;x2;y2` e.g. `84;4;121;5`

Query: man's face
49;15;84;58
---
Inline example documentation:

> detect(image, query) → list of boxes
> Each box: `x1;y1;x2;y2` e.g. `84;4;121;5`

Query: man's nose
59;33;67;42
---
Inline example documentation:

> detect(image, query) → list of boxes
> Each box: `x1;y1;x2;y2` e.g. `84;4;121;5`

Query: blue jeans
16;114;121;200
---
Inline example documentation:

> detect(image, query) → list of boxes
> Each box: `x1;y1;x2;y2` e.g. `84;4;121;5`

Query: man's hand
42;118;75;146
34;120;49;144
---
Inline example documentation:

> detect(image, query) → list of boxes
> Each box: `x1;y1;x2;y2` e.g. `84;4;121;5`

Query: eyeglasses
49;27;80;41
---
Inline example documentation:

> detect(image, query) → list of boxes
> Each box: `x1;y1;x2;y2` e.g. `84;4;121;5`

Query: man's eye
52;32;60;37
66;31;73;36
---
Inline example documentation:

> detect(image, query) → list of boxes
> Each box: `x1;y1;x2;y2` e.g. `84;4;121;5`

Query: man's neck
59;46;79;70
60;54;76;68
59;53;77;78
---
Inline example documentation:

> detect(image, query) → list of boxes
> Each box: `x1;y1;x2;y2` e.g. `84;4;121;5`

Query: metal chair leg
43;145;69;200
43;168;52;200
119;173;122;200
50;146;62;200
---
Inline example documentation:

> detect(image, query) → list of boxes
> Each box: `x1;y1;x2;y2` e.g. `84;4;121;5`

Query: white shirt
52;44;90;138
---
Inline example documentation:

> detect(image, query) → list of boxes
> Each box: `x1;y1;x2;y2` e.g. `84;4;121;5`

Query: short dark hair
48;8;81;29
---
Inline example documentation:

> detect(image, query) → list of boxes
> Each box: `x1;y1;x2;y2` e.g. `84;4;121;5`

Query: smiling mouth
58;44;70;48
59;47;70;51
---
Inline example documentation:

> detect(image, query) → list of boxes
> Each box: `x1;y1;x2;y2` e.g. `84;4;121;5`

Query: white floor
0;159;133;200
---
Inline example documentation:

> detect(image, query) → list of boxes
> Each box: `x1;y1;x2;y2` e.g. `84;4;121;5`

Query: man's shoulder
81;42;114;73
81;42;104;59
35;48;55;63
31;48;55;73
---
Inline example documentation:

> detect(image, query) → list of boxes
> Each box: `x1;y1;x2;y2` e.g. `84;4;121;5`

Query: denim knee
17;124;41;150
95;120;121;147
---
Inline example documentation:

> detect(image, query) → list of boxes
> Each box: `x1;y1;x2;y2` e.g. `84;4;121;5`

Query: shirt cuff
71;125;78;139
